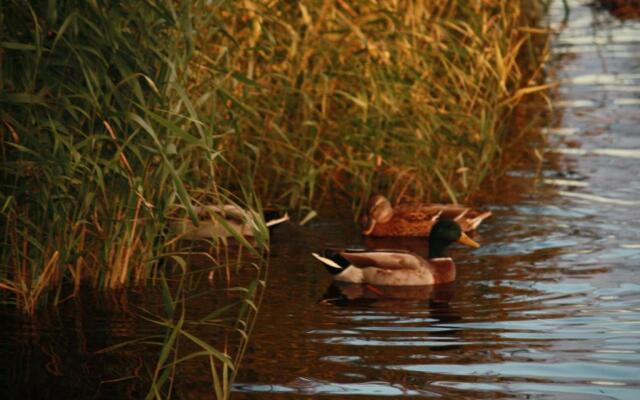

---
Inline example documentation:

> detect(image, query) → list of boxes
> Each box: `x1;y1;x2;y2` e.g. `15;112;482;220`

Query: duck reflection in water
319;280;456;308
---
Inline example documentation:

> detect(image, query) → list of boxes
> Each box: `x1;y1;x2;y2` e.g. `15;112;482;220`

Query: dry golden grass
188;0;549;211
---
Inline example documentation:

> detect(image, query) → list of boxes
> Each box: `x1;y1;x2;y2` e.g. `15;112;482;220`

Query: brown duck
361;194;491;237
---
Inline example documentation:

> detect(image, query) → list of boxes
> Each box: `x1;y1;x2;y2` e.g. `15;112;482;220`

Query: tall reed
187;0;549;213
0;0;266;313
1;0;547;312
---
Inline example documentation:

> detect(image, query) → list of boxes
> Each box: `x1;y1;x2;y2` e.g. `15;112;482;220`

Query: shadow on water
0;254;265;399
2;1;640;399
0;288;152;398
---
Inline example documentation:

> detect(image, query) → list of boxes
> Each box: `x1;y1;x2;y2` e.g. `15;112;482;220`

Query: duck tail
312;250;350;275
467;210;492;230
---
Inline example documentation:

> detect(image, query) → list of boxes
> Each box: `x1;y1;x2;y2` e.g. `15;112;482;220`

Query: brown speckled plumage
361;195;491;237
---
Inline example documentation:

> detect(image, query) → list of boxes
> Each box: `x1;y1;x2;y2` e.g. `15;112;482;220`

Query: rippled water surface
2;1;640;399
233;2;640;399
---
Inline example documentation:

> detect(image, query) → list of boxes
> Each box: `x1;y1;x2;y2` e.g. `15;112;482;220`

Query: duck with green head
313;219;480;286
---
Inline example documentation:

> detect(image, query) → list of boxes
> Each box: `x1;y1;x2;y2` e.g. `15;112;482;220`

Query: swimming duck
312;219;479;286
361;194;491;237
173;204;289;239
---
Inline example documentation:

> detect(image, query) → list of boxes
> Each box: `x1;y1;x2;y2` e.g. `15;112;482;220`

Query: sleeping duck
361;194;491;237
174;204;288;239
313;219;479;286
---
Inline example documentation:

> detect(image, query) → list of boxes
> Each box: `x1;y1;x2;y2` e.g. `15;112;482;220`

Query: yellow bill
458;232;480;248
362;219;376;235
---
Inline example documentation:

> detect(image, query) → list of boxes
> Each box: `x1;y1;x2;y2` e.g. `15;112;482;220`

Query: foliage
188;0;548;212
0;0;264;312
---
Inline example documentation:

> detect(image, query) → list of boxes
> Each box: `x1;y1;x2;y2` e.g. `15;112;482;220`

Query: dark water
2;1;640;399
233;1;640;399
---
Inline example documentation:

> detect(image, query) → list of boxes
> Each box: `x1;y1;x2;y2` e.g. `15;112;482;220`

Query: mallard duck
312;219;479;286
174;205;289;239
361;194;491;237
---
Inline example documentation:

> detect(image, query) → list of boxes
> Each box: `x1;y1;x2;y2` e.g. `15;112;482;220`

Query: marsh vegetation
0;0;548;398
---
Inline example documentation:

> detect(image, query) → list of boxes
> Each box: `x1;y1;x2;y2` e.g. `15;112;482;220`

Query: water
2;1;640;399
233;2;640;399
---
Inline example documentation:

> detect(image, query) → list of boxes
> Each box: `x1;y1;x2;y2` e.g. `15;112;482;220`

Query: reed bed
2;0;546;398
190;0;548;212
0;0;268;312
0;0;547;310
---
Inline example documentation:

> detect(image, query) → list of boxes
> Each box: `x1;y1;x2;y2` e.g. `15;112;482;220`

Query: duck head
428;219;480;258
361;195;394;234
